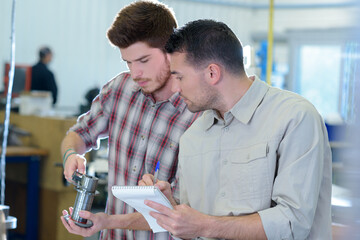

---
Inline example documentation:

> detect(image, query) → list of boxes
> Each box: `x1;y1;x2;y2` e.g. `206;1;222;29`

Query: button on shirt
177;76;332;240
70;72;200;240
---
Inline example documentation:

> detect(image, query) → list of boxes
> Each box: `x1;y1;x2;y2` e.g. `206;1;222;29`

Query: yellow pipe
266;0;274;85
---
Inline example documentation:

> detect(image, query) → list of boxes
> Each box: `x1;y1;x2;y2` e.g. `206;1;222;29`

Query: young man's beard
142;62;171;94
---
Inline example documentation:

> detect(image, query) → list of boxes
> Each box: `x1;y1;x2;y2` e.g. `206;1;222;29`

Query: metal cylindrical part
71;189;96;224
0;205;9;218
69;172;98;227
80;174;98;192
0;205;17;231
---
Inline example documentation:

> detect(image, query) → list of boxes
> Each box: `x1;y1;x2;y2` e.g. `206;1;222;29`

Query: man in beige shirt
141;19;332;240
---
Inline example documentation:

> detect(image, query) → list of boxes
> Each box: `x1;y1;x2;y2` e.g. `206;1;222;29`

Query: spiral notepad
111;185;173;233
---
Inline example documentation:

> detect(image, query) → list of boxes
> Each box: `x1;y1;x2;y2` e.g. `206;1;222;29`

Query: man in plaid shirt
60;1;200;239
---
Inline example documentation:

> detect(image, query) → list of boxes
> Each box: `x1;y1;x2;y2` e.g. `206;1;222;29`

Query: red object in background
3;63;32;97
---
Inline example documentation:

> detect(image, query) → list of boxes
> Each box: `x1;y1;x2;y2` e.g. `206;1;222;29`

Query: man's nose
171;80;181;93
130;64;143;79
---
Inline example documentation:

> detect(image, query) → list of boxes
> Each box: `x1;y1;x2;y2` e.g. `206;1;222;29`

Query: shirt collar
168;92;187;112
202;110;220;130
131;79;186;112
230;76;269;124
202;76;269;130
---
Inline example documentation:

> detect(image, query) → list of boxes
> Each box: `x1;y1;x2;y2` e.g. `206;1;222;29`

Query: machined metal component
65;171;98;228
0;205;17;230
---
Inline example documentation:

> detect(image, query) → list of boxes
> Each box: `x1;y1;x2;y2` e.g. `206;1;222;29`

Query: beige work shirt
177;76;332;240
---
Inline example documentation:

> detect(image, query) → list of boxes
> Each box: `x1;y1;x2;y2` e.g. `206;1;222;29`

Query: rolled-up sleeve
70;79;115;151
258;102;330;239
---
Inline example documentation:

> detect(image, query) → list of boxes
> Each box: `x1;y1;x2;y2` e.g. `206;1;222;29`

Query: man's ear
206;63;222;85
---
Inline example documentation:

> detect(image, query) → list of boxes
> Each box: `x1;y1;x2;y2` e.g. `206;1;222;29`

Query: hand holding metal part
63;171;99;228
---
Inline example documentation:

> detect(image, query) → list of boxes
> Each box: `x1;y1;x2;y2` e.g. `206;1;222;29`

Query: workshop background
0;0;359;239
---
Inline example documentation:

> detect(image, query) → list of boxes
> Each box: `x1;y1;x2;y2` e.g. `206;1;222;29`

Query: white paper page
112;186;173;233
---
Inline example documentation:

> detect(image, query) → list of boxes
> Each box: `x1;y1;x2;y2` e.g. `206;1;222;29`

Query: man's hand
60;207;108;237
139;174;177;206
138;173;156;185
61;131;87;182
144;200;208;239
63;154;87;182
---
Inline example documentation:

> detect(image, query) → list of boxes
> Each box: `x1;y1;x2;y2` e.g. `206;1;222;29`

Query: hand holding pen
138;163;178;206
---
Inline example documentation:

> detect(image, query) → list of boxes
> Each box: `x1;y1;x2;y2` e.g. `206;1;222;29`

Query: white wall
0;0;357;112
0;0;134;112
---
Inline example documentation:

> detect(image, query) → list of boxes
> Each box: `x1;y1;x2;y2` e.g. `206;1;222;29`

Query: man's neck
218;75;253;117
151;77;174;103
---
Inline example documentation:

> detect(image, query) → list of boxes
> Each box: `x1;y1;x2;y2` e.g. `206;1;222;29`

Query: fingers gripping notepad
111;186;173;233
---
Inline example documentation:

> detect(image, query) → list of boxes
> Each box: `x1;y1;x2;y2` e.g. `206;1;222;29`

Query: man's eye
140;59;148;63
177;77;183;81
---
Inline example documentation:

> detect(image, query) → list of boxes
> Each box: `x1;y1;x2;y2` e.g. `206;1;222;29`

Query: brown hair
107;1;177;50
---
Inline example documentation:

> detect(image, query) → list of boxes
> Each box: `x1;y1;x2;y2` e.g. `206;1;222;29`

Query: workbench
1;111;83;240
4;146;48;240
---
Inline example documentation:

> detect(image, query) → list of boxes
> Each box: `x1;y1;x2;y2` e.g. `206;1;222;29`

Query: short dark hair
107;1;177;50
165;19;245;75
39;46;52;60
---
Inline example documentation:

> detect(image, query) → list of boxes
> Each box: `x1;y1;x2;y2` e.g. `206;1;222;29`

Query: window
297;45;341;117
288;29;358;121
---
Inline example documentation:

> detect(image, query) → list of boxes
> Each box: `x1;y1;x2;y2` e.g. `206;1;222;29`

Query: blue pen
153;161;160;184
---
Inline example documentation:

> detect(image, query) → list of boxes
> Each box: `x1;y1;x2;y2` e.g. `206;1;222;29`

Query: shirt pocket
146;135;179;178
228;142;272;201
147;134;179;157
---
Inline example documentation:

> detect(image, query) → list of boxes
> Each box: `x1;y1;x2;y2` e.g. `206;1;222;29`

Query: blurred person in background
31;46;58;105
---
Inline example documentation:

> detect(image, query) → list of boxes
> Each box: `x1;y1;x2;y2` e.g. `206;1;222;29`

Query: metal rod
1;0;16;206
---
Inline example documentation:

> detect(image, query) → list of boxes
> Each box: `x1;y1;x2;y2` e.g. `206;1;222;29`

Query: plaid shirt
70;72;200;240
